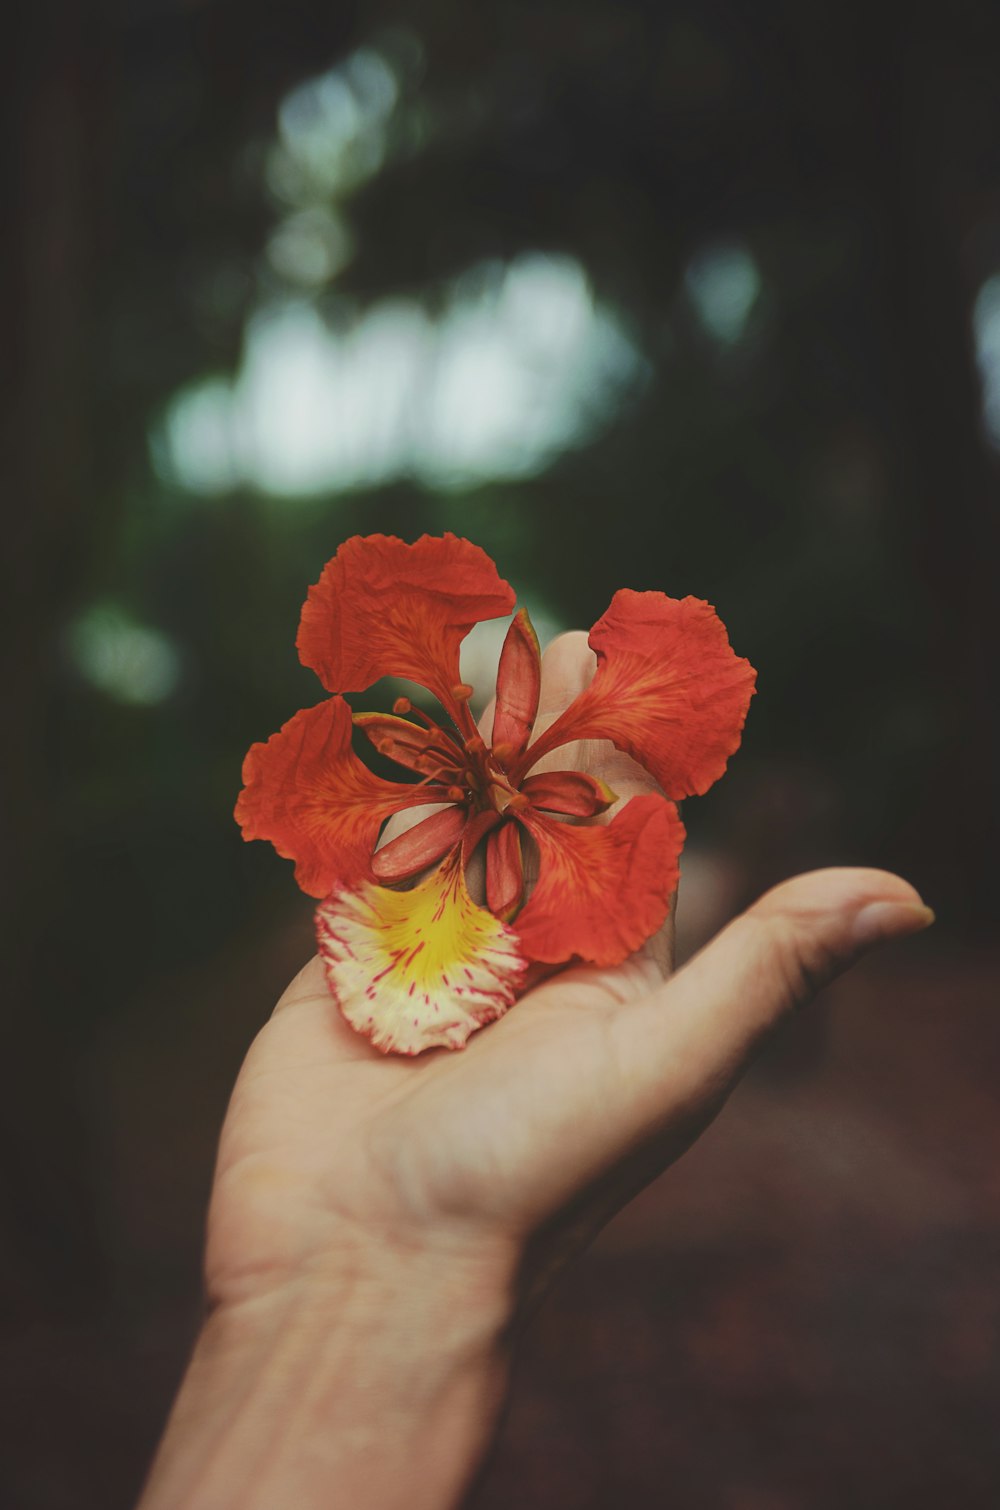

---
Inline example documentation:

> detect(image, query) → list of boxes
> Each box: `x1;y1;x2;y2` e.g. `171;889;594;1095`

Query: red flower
236;533;755;1054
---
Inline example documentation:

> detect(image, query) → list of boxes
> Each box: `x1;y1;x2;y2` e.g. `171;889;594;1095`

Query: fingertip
747;867;933;973
536;631;596;715
652;865;932;1046
753;866;929;923
543;628;592;659
851;900;935;948
606;865;933;1156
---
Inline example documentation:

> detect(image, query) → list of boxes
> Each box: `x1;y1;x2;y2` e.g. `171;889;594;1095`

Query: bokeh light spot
153;255;644;498
66;604;182;706
685;241;762;345
973;271;1000;449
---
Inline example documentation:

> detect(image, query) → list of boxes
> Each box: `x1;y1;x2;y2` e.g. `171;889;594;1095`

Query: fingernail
852;900;936;948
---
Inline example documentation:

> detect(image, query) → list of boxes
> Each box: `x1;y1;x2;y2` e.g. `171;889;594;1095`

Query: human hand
139;633;932;1510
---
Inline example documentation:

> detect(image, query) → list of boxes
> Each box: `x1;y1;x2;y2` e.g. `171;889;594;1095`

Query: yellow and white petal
315;855;527;1055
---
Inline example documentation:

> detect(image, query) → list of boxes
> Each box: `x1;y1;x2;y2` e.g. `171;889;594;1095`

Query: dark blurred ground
4;1;1000;1505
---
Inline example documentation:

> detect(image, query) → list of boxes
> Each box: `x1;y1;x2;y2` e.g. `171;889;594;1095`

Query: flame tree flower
236;534;755;1055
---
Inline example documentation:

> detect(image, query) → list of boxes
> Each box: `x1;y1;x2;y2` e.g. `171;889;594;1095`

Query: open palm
204;634;930;1315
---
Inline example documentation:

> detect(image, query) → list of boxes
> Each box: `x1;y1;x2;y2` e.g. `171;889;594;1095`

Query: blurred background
5;0;1000;1505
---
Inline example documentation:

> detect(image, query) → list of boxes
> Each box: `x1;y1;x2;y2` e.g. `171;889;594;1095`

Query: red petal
296;534;515;712
491;608;541;761
520;770;617;817
235;698;435;899
315;854;527;1055
486;821;524;920
517;591;756;800
355;712;465;780
462;806;502;862
514;795;685;965
371;805;468;883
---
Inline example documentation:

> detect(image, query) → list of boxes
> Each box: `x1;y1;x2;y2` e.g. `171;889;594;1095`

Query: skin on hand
139;633;933;1510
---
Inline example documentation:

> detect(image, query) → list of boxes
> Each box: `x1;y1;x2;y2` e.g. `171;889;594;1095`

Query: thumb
608;867;934;1145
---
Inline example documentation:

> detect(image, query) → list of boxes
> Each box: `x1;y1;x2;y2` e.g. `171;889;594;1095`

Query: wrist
139;1244;515;1510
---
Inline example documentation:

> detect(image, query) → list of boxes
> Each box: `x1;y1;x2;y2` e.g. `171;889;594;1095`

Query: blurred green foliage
11;0;1000;1040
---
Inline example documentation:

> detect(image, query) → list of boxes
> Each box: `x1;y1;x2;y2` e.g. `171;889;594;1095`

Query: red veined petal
296;533;516;711
371;805;468;884
513;795;685;965
235;698;435;899
516;591;756;800
355;712;465;781
486;821;524;921
520;770;617;817
315;853;527;1055
491;608;541;761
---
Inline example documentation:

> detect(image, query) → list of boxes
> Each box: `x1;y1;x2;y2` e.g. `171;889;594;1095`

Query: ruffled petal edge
315;853;527;1054
517;590;755;800
235;697;435;899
